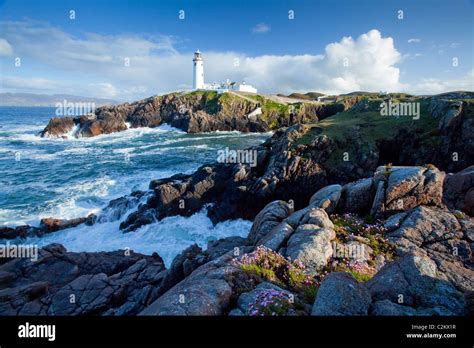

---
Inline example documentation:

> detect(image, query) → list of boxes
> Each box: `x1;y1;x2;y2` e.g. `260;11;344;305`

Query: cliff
39;90;345;137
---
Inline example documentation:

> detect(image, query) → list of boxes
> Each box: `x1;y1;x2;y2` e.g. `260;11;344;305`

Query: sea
0;106;270;265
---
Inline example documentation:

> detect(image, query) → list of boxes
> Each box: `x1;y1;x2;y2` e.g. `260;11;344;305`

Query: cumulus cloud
1;21;466;100
0;38;13;56
408;38;421;43
252;23;271;34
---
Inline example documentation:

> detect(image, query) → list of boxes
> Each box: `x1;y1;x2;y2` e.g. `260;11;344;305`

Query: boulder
206;236;247;261
286;224;336;273
388;206;462;253
443;165;474;215
366;253;465;315
38;214;96;235
139;252;246;316
311;272;371;315
258;222;294;251
374;165;445;214
309;184;342;213
340;177;374;214
247;200;293;245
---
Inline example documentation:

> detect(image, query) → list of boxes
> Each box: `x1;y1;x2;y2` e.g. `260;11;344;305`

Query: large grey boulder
374;165;445;214
286;223;336;273
309;184;342;213
388;206;462;252
258;222;294;251
443;165;474;216
247;200;293;245
311;272;371;316
340;177;374;214
370;300;416;316
366;253;465;315
139;251;251;316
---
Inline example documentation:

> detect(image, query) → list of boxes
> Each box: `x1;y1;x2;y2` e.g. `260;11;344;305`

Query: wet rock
38;214;96;235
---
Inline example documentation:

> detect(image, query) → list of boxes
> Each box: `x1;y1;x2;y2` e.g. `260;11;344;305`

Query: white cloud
408;38;421;43
410;69;474;94
0;38;13;56
1;76;62;91
252;23;271;34
1;21;467;100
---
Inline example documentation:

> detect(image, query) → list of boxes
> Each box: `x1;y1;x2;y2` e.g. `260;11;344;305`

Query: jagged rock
0;225;32;239
311;272;371;316
366;253;465;315
247;201;293;245
97;193;144;222
444;165;474;215
38;214;96;235
309;184;342;213
40;117;76;137
286;223;336;273
0;244;167;316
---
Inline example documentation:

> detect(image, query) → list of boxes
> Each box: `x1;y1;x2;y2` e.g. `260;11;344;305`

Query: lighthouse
193;50;204;89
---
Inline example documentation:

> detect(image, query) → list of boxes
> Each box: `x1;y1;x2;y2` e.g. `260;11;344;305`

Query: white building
193;50;205;89
192;50;257;93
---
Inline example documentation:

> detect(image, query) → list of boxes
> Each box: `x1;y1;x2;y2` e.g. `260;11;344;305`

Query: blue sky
0;0;472;101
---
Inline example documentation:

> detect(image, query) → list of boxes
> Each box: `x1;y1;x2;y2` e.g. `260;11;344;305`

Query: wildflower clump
331;213;396;260
248;289;292;316
234;246;318;303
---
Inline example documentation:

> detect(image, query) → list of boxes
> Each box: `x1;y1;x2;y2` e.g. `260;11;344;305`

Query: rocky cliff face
117;94;474;232
39;91;344;137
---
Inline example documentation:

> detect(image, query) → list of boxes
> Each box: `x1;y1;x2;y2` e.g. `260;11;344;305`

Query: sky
0;0;473;101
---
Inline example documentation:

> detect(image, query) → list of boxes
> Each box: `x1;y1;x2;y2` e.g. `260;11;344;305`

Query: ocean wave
24;208;252;267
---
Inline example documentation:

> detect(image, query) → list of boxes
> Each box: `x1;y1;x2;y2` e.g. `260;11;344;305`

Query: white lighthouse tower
193;50;204;89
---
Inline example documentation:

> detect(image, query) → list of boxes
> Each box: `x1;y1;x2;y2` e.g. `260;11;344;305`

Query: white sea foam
24;209;252;267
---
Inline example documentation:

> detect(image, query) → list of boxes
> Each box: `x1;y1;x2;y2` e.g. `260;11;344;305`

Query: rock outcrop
0;244;167;315
40;91;343;138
